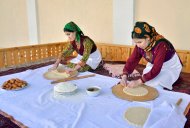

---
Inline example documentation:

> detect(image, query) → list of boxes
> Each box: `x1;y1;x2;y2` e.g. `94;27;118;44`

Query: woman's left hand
65;68;75;74
127;79;142;88
74;64;81;71
65;64;81;74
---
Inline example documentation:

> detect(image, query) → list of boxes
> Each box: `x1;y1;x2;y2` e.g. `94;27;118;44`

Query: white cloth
70;49;102;69
143;53;182;90
0;65;189;128
144;101;186;128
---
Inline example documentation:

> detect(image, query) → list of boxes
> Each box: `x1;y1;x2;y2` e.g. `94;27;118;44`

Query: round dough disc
112;84;159;101
44;70;78;80
123;86;148;96
124;107;150;127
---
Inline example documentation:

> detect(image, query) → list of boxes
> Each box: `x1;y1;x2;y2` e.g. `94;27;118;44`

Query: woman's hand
127;79;142;88
65;64;81;74
74;64;81;71
48;63;59;71
48;58;61;71
120;75;128;86
65;68;75;74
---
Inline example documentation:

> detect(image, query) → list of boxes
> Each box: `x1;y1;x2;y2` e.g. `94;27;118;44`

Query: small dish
86;86;101;97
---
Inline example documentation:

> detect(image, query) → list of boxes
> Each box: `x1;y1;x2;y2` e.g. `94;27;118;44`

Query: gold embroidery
81;38;93;63
156;35;163;40
145;52;153;62
144;24;150;32
135;27;142;34
62;43;74;57
76;42;80;50
144;34;150;38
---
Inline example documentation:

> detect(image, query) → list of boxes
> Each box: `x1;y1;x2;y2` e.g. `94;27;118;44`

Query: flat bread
124;107;150;127
112;84;159;101
123;86;148;96
51;70;70;77
44;69;78;80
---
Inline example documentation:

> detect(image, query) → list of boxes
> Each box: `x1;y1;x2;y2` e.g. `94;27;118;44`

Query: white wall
0;0;29;48
27;0;38;45
0;0;190;50
0;0;133;47
37;0;113;44
113;0;134;45
135;0;190;50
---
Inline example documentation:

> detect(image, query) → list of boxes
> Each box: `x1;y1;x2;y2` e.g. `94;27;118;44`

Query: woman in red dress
120;22;182;90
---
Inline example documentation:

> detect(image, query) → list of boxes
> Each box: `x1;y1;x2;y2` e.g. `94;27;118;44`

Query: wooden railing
0;42;68;69
0;42;190;73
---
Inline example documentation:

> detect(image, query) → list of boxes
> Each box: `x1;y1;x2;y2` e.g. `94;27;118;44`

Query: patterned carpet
0;61;190;128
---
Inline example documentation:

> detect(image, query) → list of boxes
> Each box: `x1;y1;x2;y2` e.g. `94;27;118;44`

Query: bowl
86;86;101;97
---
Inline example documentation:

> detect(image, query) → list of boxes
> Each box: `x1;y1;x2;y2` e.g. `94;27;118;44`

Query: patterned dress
61;36;98;72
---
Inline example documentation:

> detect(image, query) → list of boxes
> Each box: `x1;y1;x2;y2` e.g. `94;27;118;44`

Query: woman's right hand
65;68;75;74
48;58;62;71
120;75;128;86
48;63;59;71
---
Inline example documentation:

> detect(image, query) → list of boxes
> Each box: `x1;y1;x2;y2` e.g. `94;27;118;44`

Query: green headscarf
131;22;165;51
64;21;84;43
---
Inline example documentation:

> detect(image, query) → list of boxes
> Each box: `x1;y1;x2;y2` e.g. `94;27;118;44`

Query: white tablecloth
0;65;190;128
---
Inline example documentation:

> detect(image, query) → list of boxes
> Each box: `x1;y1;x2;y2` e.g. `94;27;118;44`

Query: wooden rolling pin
51;74;96;84
176;98;182;106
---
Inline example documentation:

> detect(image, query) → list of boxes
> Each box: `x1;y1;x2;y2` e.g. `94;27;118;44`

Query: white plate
1;83;28;91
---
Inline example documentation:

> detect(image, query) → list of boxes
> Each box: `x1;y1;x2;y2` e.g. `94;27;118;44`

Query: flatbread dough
52;70;70;78
44;70;71;80
124;107;150;127
123;86;148;96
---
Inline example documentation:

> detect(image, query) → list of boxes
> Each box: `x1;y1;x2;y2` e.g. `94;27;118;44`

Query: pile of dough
124;107;150;127
123;86;148;96
54;82;77;95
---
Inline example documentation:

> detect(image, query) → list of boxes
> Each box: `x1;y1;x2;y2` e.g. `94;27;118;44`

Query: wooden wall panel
96;43;190;73
0;51;4;67
0;42;190;73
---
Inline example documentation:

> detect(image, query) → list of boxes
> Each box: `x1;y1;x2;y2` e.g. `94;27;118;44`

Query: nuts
2;78;27;90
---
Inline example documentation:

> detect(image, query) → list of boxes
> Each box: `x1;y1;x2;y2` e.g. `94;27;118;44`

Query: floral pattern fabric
61;37;95;72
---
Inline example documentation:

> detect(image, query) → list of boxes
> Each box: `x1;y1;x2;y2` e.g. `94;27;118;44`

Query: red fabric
123;46;142;75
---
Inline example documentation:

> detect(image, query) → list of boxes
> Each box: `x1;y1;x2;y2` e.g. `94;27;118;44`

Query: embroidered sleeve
78;38;93;67
60;43;74;58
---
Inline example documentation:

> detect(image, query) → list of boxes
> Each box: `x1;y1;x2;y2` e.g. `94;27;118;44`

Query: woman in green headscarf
120;21;182;90
50;21;102;72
